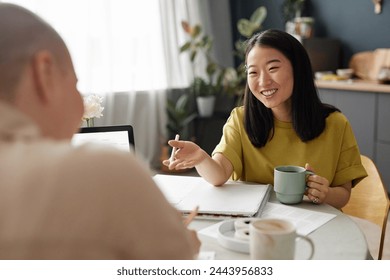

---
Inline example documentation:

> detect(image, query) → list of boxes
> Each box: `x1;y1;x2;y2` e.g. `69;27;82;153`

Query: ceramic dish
336;68;354;79
217;219;250;254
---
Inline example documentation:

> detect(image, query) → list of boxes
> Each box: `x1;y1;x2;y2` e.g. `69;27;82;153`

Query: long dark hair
243;29;339;147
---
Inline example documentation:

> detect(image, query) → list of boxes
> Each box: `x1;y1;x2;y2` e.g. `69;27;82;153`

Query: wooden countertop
316;79;390;93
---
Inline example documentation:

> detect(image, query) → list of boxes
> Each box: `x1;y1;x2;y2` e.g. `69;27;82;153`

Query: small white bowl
315;71;333;80
336;68;354;79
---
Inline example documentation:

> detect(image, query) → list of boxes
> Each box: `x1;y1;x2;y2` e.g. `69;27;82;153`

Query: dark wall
229;0;390;67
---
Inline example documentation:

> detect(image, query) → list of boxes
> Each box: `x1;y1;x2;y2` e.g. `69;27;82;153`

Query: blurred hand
162;140;209;170
305;163;330;204
187;229;201;258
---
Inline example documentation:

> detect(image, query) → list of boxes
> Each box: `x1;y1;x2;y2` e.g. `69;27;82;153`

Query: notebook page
153;174;271;216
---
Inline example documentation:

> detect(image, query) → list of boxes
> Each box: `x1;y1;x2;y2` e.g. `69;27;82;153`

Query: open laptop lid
72;125;135;153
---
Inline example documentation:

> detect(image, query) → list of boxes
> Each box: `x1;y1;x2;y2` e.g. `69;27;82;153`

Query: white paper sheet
261;202;337;235
198;202;337;239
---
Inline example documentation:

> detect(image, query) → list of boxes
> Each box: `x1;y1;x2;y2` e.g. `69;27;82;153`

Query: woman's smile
260;88;277;97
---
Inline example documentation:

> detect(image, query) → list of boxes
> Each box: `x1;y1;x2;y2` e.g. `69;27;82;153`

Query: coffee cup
274;165;314;204
249;218;314;260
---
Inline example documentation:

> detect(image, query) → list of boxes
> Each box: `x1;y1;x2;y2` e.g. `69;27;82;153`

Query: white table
190;192;370;260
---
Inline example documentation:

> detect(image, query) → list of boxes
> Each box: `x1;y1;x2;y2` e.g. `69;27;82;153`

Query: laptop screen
72;125;135;153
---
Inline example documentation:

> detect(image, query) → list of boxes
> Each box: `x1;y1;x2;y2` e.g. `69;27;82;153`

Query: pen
169;134;180;163
183;206;199;227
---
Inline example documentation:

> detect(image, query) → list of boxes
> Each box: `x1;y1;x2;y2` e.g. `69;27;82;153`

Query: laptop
72;125;135;153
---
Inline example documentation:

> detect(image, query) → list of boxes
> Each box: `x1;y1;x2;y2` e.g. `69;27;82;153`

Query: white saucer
217;219;249;254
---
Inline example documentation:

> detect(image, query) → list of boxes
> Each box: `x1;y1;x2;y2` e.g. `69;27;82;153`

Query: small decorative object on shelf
282;0;314;42
82;94;104;127
372;0;382;14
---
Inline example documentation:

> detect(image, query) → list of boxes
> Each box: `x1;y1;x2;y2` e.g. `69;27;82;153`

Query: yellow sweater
212;106;367;186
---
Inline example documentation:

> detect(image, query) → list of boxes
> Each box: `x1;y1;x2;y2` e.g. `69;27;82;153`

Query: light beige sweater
0;101;195;260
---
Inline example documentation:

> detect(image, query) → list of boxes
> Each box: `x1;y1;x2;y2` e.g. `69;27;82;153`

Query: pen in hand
169;134;180;163
183;206;199;227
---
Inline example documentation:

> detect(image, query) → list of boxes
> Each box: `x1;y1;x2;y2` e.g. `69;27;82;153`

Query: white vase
285;17;314;41
196;96;216;117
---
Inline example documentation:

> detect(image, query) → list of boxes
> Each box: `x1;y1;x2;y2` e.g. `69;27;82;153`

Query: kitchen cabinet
317;80;390;194
376;93;390;189
319;89;376;159
377;93;390;142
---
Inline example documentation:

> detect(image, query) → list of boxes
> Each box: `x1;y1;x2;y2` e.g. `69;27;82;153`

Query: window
4;0;167;93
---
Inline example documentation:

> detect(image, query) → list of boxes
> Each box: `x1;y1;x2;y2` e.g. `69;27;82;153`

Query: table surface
190;192;370;260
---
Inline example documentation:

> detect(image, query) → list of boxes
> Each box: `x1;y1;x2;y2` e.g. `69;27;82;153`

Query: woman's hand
162;140;209;170
162;139;233;186
305;163;330;204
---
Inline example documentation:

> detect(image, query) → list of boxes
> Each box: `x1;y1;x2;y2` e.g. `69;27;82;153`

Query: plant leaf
181;113;197;127
237;19;255;38
181;20;191;34
250;6;267;26
202;36;213;50
179;42;191;53
206;63;217;76
191;24;201;38
175;94;189;111
234;40;246;57
190;50;197;62
166;99;176;110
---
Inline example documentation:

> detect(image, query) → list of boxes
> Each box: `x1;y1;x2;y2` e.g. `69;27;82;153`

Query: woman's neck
272;106;292;122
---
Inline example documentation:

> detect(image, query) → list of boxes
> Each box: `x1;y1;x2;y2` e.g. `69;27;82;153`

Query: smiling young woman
163;29;367;209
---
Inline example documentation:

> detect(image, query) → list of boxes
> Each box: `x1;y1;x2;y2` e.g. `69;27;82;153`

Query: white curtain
3;0;207;167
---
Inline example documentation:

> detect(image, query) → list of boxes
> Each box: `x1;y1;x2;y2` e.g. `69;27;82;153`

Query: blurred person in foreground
0;3;199;260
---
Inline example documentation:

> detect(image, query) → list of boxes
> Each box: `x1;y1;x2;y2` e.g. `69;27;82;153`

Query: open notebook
153;174;271;219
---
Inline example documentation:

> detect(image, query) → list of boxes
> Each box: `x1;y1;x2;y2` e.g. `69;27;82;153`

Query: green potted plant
282;0;305;22
223;6;267;104
179;6;267;114
282;0;314;40
189;76;223;116
180;21;226;117
166;93;197;141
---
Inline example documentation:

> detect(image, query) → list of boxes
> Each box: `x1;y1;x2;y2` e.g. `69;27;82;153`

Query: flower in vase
82;94;104;127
